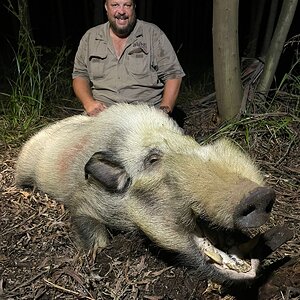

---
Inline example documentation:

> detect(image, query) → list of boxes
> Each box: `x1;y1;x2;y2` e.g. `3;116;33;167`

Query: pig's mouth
193;233;259;281
192;220;292;281
188;186;292;281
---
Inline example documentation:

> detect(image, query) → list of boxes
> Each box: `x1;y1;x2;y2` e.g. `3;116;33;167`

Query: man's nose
116;6;126;14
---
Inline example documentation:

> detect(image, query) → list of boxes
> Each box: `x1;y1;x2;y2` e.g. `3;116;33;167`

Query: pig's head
84;104;276;284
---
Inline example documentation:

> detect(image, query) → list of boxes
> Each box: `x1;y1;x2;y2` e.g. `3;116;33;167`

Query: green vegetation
0;2;73;145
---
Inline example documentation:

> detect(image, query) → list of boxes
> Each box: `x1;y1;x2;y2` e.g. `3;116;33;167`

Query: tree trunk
212;0;243;121
260;0;280;58
257;0;298;97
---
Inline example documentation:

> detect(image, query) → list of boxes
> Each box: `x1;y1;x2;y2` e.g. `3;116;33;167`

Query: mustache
115;14;128;20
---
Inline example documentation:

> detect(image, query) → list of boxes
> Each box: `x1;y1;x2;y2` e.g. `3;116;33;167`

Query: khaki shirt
72;20;185;106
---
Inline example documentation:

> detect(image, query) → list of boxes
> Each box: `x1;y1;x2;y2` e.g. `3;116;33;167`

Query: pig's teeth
219;253;252;273
204;250;223;265
225;258;252;273
194;236;253;273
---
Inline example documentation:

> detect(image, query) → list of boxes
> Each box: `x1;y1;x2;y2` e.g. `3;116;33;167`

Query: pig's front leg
71;215;110;251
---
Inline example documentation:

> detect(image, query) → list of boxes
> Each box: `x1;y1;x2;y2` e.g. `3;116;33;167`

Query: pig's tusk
204;250;223;265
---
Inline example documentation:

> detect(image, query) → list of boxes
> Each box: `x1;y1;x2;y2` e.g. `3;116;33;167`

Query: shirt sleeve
72;31;90;80
154;31;185;83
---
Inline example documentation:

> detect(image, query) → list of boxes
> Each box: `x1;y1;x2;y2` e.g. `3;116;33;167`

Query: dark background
0;0;299;83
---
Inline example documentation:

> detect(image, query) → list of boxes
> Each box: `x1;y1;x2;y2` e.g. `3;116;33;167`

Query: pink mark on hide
58;135;90;176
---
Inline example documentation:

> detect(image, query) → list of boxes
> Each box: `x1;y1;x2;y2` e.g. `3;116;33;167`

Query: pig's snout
234;187;275;229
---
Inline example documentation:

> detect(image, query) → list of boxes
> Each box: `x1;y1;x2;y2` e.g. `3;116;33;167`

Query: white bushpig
16;104;277;284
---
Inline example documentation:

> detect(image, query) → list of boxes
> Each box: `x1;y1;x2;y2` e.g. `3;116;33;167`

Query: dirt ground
0;96;299;300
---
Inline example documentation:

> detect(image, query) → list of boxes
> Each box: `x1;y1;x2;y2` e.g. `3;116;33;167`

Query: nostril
242;204;256;217
234;186;276;229
266;200;273;213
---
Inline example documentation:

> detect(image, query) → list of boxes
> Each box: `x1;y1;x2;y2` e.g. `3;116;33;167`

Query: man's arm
159;78;182;113
73;77;107;116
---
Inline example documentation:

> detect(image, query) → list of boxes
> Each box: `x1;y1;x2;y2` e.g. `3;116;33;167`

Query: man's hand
85;100;107;116
159;105;171;115
73;77;107;116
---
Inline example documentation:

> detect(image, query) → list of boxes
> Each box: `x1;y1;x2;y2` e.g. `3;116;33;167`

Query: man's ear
85;151;131;193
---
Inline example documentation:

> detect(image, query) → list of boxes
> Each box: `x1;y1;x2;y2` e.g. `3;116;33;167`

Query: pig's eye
148;154;160;164
144;149;162;169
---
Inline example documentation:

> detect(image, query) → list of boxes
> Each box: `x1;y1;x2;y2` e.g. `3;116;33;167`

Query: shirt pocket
127;49;159;85
127;48;151;75
89;46;108;80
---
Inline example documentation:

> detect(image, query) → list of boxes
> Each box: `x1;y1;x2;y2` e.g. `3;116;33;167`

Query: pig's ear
85;152;131;193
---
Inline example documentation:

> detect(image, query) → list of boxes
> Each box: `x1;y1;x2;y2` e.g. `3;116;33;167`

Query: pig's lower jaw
193;236;259;281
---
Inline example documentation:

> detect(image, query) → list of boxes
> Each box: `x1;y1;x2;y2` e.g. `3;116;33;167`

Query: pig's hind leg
71;215;110;253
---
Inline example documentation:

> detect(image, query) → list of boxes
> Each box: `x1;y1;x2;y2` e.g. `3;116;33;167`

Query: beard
109;13;137;38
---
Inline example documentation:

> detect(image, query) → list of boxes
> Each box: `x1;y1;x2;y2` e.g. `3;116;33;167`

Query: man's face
105;0;136;38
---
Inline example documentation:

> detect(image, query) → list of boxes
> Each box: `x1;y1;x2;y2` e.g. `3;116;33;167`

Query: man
72;0;185;116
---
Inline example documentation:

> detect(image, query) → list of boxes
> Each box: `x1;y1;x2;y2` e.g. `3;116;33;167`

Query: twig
274;137;296;166
8;269;48;293
43;278;95;300
0;213;38;236
285;287;300;299
249;112;294;118
198;92;216;103
273;211;300;221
